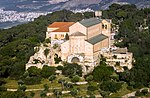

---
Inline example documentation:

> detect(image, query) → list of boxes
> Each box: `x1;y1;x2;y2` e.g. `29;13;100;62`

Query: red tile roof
48;22;74;28
48;22;75;32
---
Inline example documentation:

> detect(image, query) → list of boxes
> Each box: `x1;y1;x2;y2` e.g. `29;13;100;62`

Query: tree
85;75;93;82
93;65;114;82
27;66;41;77
62;63;82;77
56;65;63;70
70;88;78;97
65;33;69;40
40;90;47;98
41;65;56;78
71;75;80;83
44;48;50;57
86;81;98;96
24;76;42;85
18;85;27;91
29;91;35;98
49;75;56;83
43;84;49;92
100;80;122;93
99;90;110;98
54;54;62;64
0;91;27;98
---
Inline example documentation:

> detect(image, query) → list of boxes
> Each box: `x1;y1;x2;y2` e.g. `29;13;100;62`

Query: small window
105;25;107;29
102;24;105;29
61;34;64;37
54;34;57;39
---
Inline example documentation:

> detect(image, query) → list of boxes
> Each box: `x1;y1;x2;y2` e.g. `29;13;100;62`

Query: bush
0;86;7;91
85;75;93;82
41;65;56;78
99;91;110;98
43;84;49;91
135;90;142;96
53;44;59;49
70;88;78;97
93;65;114;82
44;48;50;57
62;63;82;77
100;80;122;93
127;86;134;90
54;54;62;64
87;85;98;91
141;89;148;96
0;79;6;86
18;85;26;91
0;91;27;98
49;75;56;82
71;75;80;83
24;76;42;85
56;65;64;70
27;66;41;77
44;38;51;43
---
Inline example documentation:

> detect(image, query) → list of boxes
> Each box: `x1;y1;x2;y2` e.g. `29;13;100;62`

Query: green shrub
53;44;58;49
54;54;62;64
41;65;56;78
100;80;122;93
49;75;56;82
44;48;50;57
56;65;64;70
62;63;82;77
71;75;80;83
87;85;98;91
0;86;7;91
85;75;93;82
141;89;148;96
24;76;42;85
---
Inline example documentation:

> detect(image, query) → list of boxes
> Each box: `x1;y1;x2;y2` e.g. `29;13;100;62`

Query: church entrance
67;54;84;63
71;57;80;63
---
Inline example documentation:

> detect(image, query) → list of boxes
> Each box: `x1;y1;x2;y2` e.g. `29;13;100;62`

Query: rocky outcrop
26;43;53;69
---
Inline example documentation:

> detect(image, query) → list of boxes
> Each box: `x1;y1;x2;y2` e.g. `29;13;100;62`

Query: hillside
0;4;150;98
0;0;150;12
0;10;93;78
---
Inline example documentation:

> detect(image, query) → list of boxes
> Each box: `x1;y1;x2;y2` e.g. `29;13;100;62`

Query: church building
60;18;112;66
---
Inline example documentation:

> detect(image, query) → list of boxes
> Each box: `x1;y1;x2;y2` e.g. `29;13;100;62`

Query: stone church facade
60;18;112;66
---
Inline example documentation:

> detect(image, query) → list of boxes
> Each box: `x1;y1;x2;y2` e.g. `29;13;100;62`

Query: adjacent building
46;22;75;45
101;47;133;72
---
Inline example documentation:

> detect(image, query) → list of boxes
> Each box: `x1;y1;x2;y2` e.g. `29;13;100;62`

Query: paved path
7;87;61;92
122;88;149;98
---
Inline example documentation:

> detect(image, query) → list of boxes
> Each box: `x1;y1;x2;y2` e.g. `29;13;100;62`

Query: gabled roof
87;34;108;45
70;32;85;36
48;22;75;32
79;18;102;27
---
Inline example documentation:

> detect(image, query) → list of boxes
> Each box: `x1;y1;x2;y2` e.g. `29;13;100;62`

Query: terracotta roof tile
50;22;75;32
48;22;74;28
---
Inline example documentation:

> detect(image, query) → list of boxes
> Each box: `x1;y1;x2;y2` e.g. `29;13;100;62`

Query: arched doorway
71;57;80;63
